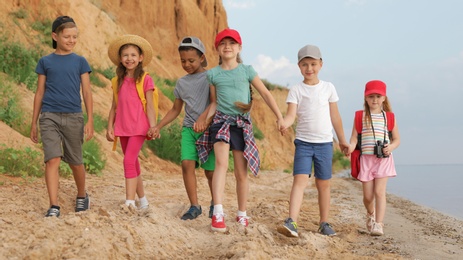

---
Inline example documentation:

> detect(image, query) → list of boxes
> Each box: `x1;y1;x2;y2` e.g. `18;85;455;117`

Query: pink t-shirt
114;75;154;137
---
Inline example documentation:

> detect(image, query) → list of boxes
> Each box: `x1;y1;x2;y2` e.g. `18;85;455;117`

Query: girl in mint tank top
204;28;284;233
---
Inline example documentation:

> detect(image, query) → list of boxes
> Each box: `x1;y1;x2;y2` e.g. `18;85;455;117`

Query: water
387;164;463;220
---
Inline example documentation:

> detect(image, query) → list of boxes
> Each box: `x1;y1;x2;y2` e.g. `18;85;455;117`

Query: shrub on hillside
83;139;106;176
147;120;182;165
0;145;43;178
0;79;30;136
0;39;41;91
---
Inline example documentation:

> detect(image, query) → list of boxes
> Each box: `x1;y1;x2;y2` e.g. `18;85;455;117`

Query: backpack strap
135;72;159;120
111;77;119;151
355;110;363;134
354;110;363;151
386;111;395;131
135;72;148;112
386;111;395;140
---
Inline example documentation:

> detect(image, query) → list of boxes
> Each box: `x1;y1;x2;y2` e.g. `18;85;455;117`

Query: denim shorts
181;127;215;171
293;139;333;180
209;123;245;151
39;112;84;164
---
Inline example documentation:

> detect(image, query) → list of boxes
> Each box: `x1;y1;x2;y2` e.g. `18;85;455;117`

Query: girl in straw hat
106;35;157;209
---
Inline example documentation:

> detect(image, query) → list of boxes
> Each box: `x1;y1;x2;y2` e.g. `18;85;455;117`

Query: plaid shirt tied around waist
196;111;260;176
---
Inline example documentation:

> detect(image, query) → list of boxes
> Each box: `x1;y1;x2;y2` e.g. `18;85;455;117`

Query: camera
374;140;389;158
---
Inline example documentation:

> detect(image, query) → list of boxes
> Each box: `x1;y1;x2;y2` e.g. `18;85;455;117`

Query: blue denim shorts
293;139;333;180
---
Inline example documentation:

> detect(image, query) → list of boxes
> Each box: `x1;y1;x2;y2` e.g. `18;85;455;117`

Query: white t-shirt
286;80;339;143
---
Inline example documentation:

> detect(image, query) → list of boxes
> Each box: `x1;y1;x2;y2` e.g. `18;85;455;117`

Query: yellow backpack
111;72;159;150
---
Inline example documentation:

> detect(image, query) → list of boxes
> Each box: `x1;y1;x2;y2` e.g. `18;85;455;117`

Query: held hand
344;143;356;156
193;122;205;133
150;126;161;139
339;142;350;156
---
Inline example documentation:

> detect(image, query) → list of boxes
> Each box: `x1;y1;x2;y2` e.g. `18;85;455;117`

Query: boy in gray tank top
152;36;215;220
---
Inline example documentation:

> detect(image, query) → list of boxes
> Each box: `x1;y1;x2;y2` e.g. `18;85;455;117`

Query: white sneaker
366;212;375;232
371;222;384;236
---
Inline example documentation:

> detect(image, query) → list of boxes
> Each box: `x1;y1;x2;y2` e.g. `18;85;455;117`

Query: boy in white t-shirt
278;45;349;237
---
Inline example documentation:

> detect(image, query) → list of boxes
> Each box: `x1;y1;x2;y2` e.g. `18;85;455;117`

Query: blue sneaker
319;222;336;236
278;218;298;237
181;206;202;220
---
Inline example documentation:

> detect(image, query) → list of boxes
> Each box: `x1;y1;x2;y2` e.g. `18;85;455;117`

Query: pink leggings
119;136;145;179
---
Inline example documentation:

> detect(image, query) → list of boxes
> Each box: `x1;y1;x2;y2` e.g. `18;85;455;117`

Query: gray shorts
39;112;84;164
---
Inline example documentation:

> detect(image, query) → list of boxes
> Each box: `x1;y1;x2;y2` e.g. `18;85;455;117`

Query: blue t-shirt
207;64;257;116
35;53;92;113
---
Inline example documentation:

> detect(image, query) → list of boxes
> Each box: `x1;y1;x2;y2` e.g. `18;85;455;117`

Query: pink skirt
358;154;397;182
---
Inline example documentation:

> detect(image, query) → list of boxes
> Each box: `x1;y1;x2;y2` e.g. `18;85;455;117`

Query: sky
224;0;463;165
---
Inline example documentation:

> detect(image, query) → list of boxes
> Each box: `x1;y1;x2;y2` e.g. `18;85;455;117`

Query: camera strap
370;111;387;142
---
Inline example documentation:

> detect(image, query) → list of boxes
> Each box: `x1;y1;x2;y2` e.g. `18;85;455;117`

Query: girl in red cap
346;80;401;236
197;28;284;232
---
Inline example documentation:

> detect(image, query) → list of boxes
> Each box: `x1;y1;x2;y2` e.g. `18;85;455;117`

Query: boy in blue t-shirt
30;16;94;217
152;36;215;220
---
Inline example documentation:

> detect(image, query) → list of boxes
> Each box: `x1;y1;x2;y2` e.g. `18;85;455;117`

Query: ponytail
234;84;253;113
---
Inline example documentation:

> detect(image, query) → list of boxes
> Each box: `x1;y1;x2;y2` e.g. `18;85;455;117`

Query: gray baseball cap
297;44;322;63
179;36;208;67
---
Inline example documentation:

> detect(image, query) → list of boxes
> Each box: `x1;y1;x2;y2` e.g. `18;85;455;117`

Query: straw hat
108;34;153;66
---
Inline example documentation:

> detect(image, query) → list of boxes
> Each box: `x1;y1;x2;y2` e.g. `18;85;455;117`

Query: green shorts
181;127;215;171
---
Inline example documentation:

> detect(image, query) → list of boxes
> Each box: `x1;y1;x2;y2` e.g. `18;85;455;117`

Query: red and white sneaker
211;213;227;232
236;216;249;227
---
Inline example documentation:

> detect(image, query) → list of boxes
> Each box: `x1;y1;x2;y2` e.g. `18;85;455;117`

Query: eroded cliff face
5;0;228;79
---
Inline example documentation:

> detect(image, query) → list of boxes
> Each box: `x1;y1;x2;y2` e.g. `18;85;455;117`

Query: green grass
253;124;264;140
152;74;176;102
83;139;106;176
31;19;52;45
90;67;116;88
146;120;182;164
0;139;107;178
10;9;28;19
0;145;43;178
0;78;30;136
90;71;107;88
99;67;116;80
0;38;41;91
83;113;107;134
332;149;350;172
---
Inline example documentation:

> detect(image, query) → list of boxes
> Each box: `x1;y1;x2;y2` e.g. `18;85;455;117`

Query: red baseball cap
364;80;387;96
215;28;242;49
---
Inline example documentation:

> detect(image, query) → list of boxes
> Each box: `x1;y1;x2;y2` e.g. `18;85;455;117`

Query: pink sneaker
211;213;227;232
236;216;249;227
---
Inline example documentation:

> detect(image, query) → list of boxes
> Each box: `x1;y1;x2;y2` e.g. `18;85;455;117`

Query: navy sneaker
209;205;214;218
75;193;90;212
181;206;202;220
319;222;336;236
